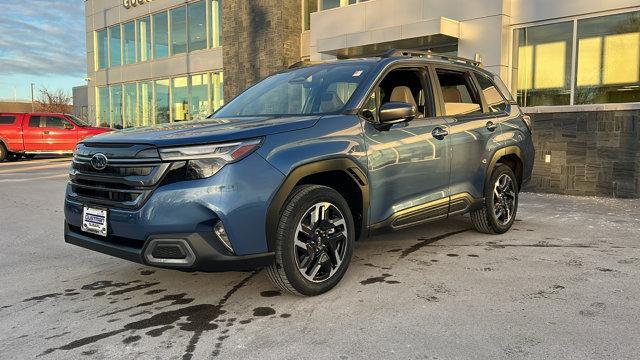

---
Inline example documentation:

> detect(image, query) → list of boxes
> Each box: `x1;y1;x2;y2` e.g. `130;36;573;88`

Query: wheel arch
265;158;369;252
486;146;524;190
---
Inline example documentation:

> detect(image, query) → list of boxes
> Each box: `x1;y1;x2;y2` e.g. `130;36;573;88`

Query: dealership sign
123;0;152;9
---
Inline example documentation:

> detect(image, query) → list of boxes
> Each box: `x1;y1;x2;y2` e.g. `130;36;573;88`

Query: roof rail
381;49;481;67
288;60;326;69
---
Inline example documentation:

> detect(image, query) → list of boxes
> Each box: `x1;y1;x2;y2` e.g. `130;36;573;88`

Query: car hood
82;116;320;147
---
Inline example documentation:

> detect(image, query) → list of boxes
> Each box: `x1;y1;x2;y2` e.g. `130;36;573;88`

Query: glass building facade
93;0;224;128
513;10;640;107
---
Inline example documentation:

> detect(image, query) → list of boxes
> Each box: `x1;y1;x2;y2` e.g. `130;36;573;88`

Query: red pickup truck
0;113;112;162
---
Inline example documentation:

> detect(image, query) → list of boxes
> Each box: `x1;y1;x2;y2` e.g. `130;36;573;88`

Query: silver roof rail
381;49;481;67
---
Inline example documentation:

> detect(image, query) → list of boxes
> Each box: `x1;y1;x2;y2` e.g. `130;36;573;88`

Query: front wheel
470;164;519;234
266;185;355;296
0;144;7;162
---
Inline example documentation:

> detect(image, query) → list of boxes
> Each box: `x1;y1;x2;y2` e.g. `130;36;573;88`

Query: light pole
30;83;35;112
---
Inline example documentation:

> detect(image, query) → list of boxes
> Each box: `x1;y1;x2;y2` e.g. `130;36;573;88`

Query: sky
0;0;86;101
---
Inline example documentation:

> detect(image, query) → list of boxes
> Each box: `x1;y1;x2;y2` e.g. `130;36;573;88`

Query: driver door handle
486;121;498;132
43;130;51;135
432;127;449;139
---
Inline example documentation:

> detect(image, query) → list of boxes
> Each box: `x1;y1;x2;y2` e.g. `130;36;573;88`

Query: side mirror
64;123;74;130
379;102;416;125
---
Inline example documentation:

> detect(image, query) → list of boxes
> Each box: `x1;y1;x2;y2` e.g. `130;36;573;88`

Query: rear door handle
432;127;449;139
486;121;498;132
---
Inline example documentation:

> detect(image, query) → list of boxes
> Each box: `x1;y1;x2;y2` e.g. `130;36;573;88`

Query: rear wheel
470;164;518;234
266;185;354;296
0;143;6;162
6;153;21;162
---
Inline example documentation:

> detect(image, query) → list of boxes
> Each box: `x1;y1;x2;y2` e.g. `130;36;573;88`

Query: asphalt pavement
1;157;639;359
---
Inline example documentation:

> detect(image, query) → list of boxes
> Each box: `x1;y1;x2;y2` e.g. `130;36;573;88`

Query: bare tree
34;87;73;114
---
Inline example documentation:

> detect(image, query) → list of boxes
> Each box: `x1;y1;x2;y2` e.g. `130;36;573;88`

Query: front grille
67;144;170;209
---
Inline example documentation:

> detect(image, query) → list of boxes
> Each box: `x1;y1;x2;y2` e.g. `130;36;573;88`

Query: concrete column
222;0;302;101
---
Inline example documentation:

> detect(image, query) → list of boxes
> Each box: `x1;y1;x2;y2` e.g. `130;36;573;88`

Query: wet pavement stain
363;263;393;270
93;292;106;297
280;313;291;318
108;282;160;296
81;280;141;291
253;307;276;317
122;335;141;344
44;331;71;340
399;229;472;259
40;271;260;360
145;289;167;295
446;254;459;257
100;293;194;317
23;293;62;303
259;290;281;298
81;349;97;356
360;273;400;285
140;270;155;276
468;254;479;257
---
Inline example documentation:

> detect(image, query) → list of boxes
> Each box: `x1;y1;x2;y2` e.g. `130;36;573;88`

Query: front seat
390;86;421;116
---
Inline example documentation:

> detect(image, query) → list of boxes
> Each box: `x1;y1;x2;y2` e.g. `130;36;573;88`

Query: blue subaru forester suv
65;50;534;296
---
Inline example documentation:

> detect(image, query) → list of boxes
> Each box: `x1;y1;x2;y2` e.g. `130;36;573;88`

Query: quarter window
436;70;482;116
475;73;509;113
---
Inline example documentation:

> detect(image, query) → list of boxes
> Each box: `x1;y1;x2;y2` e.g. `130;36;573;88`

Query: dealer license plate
82;206;108;237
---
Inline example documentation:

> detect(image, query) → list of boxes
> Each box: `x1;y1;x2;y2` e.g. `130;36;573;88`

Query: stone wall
222;0;302;101
524;110;640;198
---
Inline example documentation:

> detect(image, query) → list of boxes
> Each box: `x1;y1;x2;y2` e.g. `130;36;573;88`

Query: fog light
214;220;234;254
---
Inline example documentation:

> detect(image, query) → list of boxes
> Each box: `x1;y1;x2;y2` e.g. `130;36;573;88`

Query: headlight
159;139;262;179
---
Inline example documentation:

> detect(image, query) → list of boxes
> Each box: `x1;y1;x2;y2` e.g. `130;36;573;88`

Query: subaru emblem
91;153;108;171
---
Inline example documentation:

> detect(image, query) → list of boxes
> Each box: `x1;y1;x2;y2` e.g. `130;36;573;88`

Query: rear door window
28;116;43;127
0;115;16;125
435;69;483;116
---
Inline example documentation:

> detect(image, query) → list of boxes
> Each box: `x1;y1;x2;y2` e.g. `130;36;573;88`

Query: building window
575;11;640;105
211;71;224;111
211;0;223;47
191;74;210;120
154;79;171;124
108;25;122;68
138;81;153;126
97;87;110;127
513;11;640;107
302;0;318;31
110;85;123;129
123;83;138;128
95;29;108;70
170;6;187;55
153;11;169;59
188;1;207;52
171;77;189;121
123;21;136;65
513;21;573;107
137;16;152;62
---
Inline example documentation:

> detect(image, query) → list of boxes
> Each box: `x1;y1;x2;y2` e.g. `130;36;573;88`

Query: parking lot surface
1;157;639;359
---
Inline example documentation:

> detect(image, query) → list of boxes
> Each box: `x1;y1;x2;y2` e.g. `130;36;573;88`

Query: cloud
0;0;86;78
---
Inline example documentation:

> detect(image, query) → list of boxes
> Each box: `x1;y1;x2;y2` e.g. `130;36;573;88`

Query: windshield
213;63;372;118
66;114;92;127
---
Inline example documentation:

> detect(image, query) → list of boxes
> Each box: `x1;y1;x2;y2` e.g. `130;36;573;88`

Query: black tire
266;185;355;296
0;143;6;162
470;164;519;234
6;153;21;162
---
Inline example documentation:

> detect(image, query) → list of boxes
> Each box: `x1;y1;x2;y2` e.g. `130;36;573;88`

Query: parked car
0;113;111;162
64;50;534;296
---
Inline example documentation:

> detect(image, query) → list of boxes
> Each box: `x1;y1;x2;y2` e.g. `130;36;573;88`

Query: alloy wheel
492;174;516;225
293;202;348;283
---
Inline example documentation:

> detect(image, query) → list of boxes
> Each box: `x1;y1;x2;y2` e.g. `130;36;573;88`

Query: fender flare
485;145;523;189
265;158;370;251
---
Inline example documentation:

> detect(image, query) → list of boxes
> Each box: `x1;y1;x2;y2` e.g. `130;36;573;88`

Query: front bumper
64;222;275;271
